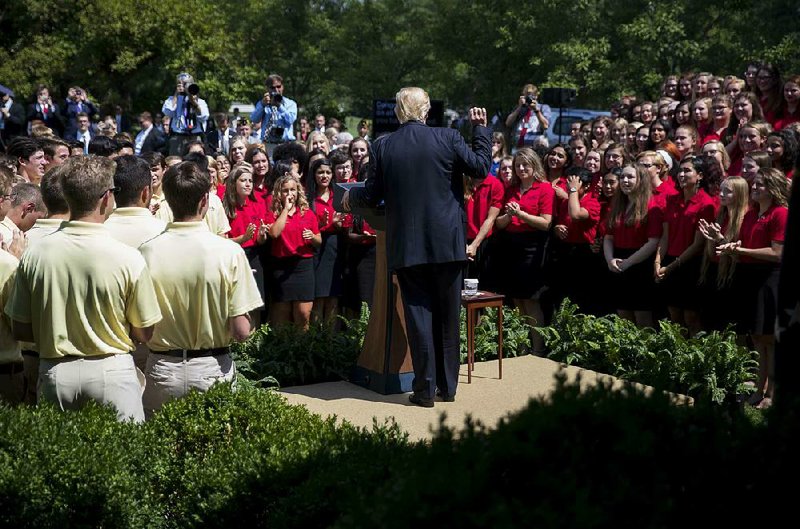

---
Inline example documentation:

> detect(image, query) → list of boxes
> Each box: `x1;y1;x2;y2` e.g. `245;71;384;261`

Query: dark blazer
350;121;491;270
205;127;237;154
27;102;64;136
139;127;166;155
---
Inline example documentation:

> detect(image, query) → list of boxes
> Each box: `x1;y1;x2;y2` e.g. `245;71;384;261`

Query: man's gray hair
394;87;431;124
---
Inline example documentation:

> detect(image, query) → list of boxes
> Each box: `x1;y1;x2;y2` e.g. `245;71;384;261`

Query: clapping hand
716;241;741;256
698;218;722;242
302;228;314;241
505;201;521;217
554;224;568;240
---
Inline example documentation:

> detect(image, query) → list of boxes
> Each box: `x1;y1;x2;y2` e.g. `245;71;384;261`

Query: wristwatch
568;187;578;193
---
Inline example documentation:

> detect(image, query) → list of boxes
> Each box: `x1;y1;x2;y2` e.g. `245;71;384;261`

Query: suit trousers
142;353;235;418
396;262;463;400
38;354;145;423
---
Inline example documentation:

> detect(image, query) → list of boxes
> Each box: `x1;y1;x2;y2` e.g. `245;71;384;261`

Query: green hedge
1;381;794;527
538;300;757;404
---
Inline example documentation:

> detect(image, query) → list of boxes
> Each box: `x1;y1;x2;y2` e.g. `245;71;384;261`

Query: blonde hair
305;131;330;154
510;147;545;186
703;177;749;288
271;174;309;215
394;87;431;124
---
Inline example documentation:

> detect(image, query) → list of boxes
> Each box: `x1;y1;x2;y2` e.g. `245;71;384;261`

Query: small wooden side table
461;291;505;383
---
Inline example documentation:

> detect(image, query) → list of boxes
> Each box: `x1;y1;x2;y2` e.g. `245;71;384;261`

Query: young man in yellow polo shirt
139;161;262;416
0;169;23;404
105;155;167;372
5;156;162;422
16;165;71;404
105;155;166;248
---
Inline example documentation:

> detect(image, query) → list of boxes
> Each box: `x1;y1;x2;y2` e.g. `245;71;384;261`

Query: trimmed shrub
538;300;758;404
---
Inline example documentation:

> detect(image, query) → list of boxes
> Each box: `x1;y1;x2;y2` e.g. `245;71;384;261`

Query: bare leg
270;301;292;327
293;301;313;331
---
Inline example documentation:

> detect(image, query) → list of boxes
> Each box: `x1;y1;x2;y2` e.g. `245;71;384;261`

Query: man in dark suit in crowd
205;112;236;154
344;87;490;407
135;112;165;155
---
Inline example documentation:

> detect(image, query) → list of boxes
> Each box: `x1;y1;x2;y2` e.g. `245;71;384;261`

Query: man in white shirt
135;112;165;155
76;112;94;154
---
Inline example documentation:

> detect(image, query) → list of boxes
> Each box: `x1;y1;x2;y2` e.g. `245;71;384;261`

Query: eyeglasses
107;186;120;194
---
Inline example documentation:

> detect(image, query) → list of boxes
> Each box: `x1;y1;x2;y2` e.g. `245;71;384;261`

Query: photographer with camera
161;72;209;156
250;74;297;154
505;83;551;151
62;86;98;139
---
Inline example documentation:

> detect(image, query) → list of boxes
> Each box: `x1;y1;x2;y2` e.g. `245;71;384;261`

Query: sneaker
409;393;434;408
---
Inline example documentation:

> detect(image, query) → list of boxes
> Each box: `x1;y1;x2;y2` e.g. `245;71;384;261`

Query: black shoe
409;393;434;408
435;389;455;402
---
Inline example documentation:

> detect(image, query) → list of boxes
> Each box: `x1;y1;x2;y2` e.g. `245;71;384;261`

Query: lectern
334;183;414;394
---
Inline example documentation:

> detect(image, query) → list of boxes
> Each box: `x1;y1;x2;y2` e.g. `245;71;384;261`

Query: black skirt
547;240;596;313
492;229;548;299
271;256;314;302
608;247;655;312
244;245;266;303
731;263;780;336
658;254;703;310
313;233;345;298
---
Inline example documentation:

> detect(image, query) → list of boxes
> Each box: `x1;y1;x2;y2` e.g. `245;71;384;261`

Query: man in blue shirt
161;72;209;156
250;73;297;154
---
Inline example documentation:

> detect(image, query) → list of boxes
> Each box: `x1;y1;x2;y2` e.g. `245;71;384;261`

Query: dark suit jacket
27;102;64;136
205;127;237;154
139;127;166;154
350;121;491;270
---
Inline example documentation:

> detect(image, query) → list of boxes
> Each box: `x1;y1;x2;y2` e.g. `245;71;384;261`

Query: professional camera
524;94;537;106
269;90;283;106
186;83;200;96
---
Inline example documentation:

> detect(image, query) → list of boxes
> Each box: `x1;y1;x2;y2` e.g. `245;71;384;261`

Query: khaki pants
143;353;235;418
39;354;145;423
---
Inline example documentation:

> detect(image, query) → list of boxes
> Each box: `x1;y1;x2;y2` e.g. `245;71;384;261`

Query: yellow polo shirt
106;207;166;248
5;221;162;359
0;216;18;247
0;251;21;364
153;193;230;237
204;192;231;237
25;219;65;246
139;222;262;351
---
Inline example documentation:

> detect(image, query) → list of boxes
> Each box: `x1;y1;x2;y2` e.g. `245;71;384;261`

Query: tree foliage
0;0;797;118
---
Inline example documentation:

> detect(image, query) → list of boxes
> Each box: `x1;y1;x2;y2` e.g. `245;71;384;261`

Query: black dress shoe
409;393;434;408
435;389;455;402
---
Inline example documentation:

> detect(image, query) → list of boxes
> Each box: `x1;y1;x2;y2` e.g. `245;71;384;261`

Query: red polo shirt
651;178;680;209
774;107;800;131
607;199;664;249
264;207;320;258
739;204;788;263
313;193;338;234
663;189;717;256
503;180;555;233
597;199;612;239
466;176;504;239
227;197;267;248
557;192;601;244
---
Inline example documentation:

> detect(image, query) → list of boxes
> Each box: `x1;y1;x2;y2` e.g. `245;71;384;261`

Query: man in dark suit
135;112;166;155
205;112;236;154
344;87;490;407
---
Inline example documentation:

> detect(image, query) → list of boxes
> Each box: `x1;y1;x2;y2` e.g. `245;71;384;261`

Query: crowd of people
0;61;796;417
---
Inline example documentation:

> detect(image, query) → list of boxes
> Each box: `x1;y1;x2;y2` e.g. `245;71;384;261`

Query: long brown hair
608;163;652;229
223;163;254;219
700;176;749;288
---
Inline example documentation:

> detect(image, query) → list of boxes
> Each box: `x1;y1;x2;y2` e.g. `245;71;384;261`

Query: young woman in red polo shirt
698;176;750;331
654;155;717;335
222;163;268;322
266;174;321;330
590;168;621;316
766;130;797;180
349;137;369;181
717;168;790;408
692;97;719;147
551;167;601;313
637;150;678;208
307;158;346;325
774;74;800;130
464;169;504;285
494;147;554;354
603;163;662;327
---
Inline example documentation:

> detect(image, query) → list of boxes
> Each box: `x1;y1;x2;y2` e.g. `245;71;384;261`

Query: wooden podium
334;181;414;394
349;231;415;394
